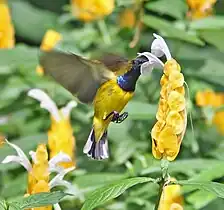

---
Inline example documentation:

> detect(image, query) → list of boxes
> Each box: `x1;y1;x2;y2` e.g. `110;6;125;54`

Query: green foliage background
0;0;224;209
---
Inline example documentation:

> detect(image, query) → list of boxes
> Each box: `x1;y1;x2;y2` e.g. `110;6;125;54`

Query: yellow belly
93;79;134;141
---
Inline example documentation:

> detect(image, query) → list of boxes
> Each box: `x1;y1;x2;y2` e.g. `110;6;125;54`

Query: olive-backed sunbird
40;51;148;160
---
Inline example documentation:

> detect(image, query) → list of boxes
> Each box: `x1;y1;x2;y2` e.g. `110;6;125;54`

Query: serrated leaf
176;181;224;199
142;15;204;46
145;0;187;19
11;191;69;209
81;177;155;210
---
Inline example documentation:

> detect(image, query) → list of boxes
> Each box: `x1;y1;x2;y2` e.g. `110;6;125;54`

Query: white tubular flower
137;52;164;76
49;152;73;173
151;33;172;60
53;203;62;210
2;139;32;171
61;101;77;118
49;166;75;189
27;89;61;122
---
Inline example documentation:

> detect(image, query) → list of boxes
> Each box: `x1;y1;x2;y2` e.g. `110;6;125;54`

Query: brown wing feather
40;51;115;104
98;53;131;76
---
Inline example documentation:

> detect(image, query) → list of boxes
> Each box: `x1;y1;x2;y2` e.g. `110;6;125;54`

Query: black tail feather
83;129;109;160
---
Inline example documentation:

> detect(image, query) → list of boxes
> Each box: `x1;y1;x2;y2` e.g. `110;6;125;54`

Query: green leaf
185;59;224;87
0;200;7;209
125;101;157;120
199;29;224;52
190;16;224;30
145;0;187;19
11;191;69;209
187;190;217;209
142;15;204;46
10;1;58;43
176;181;224;199
81;177;155;210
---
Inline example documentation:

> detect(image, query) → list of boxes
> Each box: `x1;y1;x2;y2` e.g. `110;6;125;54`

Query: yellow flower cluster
26;144;51;210
196;90;224;135
151;59;187;161
36;30;62;76
48;112;76;168
0;0;15;48
187;0;217;20
71;0;114;22
159;178;183;210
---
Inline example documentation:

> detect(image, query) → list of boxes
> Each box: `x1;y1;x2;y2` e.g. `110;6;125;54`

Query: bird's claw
111;111;128;123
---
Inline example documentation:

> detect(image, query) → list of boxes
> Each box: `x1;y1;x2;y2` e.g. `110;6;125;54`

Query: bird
39;51;148;160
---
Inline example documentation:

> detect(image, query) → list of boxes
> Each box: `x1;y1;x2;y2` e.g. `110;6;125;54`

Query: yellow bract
71;0;114;22
48;111;76;168
187;0;217;20
158;178;183;210
196;90;224;135
151;59;187;161
36;30;62;76
0;0;15;48
26;144;51;210
119;8;136;29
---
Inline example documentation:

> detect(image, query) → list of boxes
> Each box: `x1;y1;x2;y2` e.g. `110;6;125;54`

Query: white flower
1;140;75;210
27;89;77;122
137;52;164;76
2;139;32;171
138;33;172;76
151;33;172;60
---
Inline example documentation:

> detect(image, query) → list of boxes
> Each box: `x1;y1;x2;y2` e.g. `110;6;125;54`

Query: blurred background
0;0;224;209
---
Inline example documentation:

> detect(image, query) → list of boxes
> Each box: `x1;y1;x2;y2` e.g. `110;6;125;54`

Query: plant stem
154;180;163;210
97;19;111;45
154;159;170;210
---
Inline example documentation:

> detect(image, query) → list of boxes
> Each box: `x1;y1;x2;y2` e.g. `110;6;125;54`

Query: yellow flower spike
2;140;75;210
158;126;179;160
36;30;62;76
168;91;185;112
0;0;15;48
169;72;184;90
159;178;183;210
28;89;77;168
160;74;169;86
151;121;166;140
164;59;181;76
166;111;185;134
142;34;187;161
48;112;76;168
156;99;168;121
71;0;114;22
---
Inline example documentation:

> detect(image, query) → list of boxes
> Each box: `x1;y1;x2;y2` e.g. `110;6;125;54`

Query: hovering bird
40;51;148;160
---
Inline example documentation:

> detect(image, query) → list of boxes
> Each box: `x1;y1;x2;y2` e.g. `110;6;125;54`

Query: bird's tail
83;129;109;160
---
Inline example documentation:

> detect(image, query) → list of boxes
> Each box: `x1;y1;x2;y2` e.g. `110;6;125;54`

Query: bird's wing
98;53;131;76
40;51;115;104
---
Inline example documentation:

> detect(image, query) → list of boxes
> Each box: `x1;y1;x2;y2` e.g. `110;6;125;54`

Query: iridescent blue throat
117;56;147;92
117;68;140;92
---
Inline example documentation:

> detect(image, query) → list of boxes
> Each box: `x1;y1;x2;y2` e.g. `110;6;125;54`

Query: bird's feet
105;111;128;123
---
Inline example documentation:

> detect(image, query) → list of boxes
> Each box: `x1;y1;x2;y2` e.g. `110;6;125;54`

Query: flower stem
97;19;111;45
154;159;170;210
